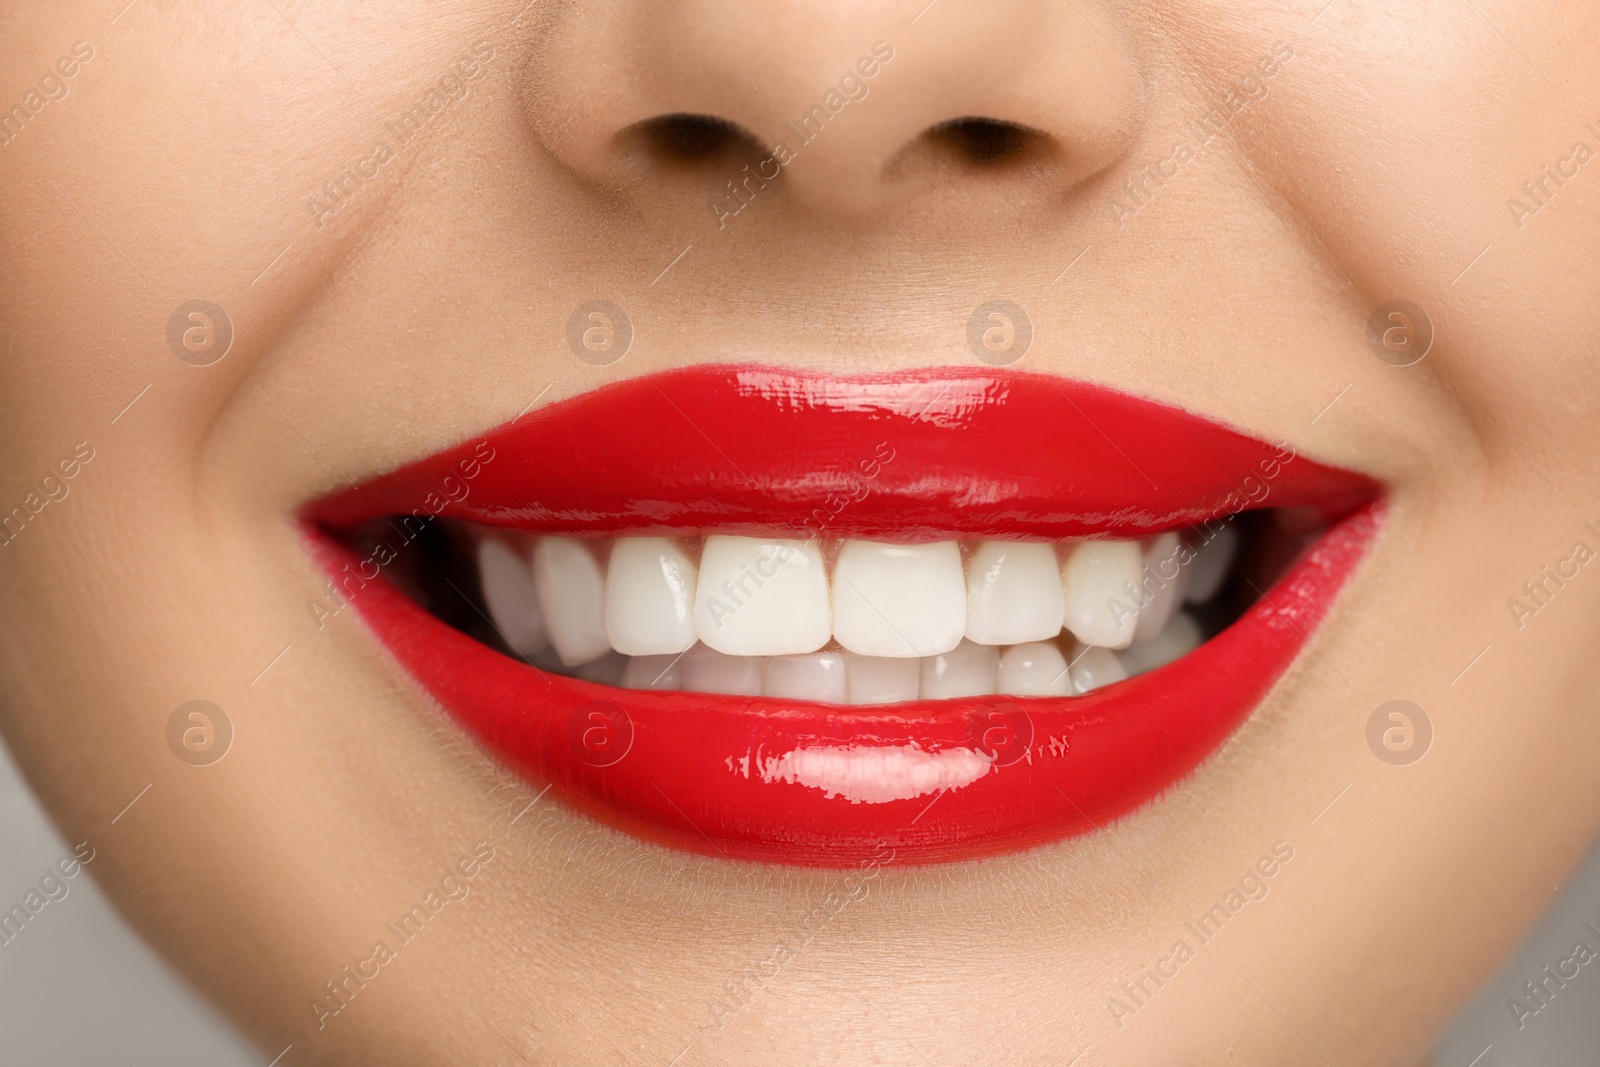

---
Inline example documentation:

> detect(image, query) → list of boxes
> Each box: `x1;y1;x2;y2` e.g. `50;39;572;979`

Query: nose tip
524;2;1142;223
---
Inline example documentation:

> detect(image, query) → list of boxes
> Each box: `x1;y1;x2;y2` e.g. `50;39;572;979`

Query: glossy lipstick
306;366;1382;866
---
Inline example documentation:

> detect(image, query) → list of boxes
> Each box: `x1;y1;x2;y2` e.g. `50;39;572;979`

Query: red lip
305;366;1381;866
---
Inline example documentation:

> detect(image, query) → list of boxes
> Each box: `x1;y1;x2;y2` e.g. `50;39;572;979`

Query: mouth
303;365;1381;867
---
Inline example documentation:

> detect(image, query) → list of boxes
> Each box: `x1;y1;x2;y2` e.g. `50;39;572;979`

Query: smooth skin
2;1;1598;1064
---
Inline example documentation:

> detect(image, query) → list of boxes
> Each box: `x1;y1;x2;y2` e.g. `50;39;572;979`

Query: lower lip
308;506;1380;866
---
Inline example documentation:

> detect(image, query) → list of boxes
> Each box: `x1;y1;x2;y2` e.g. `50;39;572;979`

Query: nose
523;1;1143;222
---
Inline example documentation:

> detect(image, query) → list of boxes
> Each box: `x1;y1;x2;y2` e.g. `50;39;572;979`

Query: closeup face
3;1;1599;1064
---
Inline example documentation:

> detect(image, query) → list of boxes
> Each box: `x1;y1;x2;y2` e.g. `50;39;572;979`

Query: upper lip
308;365;1376;541
304;364;1383;867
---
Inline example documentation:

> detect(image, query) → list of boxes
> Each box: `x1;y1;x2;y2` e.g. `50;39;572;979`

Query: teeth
1068;645;1128;694
695;536;831;656
920;639;999;699
476;537;549;657
964;541;1066;646
832;540;966;657
621;653;685;690
1118;611;1203;676
1132;533;1191;644
843;653;922;705
765;652;848;703
997;642;1072;696
473;515;1242;702
532;537;611;666
1061;540;1143;650
1184;523;1238;604
681;643;765;696
605;537;698;656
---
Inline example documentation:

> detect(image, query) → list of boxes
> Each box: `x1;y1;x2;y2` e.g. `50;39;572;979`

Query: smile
304;366;1382;866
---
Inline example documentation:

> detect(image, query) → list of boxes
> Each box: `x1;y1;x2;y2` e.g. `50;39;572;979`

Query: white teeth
531;537;612;666
476;538;549;657
964;541;1066;646
681;644;764;696
844;653;922;705
604;537;698;656
997;642;1072;696
1061;540;1143;650
481;518;1233;702
621;653;685;691
765;652;848;703
1133;533;1191;644
1118;611;1203;676
695;536;831;656
832;540;966;657
1068;645;1128;694
1184;523;1238;604
920;639;999;699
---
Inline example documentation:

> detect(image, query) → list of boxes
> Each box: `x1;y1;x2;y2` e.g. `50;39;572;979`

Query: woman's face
3;1;1598;1063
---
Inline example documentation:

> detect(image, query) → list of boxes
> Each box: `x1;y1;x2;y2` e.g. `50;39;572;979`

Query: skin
2;0;1598;1063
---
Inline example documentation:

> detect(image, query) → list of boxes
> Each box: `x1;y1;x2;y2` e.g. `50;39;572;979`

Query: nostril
924;117;1057;170
619;113;766;169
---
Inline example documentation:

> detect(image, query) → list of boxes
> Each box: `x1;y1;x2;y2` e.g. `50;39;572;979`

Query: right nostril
619;113;766;169
924;117;1056;170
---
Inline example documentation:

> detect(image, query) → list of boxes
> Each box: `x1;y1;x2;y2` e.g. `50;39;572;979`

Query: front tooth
1061;540;1142;650
997;642;1072;696
765;653;848;703
1118;611;1203;676
1133;533;1191;644
1068;645;1128;694
532;537;612;666
1184;523;1238;604
965;541;1066;646
622;653;685;691
476;537;549;657
681;644;764;696
695;536;830;656
843;653;921;705
604;537;698;656
920;639;999;699
832;540;966;657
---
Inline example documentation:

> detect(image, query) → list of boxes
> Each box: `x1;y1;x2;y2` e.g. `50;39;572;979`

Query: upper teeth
471;529;1224;701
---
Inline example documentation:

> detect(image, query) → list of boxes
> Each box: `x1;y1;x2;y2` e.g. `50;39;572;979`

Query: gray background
1;737;1595;1065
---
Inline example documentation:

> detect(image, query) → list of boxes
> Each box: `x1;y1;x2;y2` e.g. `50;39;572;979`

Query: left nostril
618;112;766;169
923;117;1057;170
